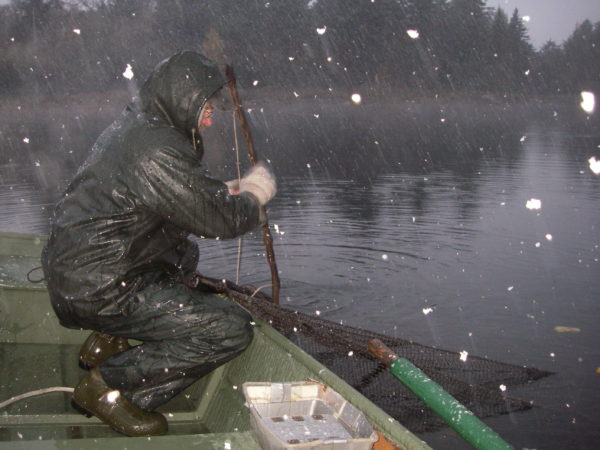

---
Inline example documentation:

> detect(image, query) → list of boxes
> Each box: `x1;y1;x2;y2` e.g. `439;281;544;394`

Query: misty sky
488;0;600;48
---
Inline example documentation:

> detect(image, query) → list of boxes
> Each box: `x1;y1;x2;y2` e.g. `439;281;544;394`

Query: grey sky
487;0;600;48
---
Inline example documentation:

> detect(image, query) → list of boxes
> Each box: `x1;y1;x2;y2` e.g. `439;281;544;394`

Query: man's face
198;103;214;131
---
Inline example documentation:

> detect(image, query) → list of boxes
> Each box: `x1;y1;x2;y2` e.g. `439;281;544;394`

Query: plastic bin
242;381;378;450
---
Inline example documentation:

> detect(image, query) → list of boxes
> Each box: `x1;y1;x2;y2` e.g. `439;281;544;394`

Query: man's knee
217;305;254;353
230;306;254;351
185;305;253;362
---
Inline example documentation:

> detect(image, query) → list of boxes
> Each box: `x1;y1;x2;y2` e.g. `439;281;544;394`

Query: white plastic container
242;381;378;450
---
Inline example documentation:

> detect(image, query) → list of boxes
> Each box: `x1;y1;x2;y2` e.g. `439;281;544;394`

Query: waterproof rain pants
91;279;253;411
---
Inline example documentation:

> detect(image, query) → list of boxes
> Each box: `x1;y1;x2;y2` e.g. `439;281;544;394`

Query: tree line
0;0;598;97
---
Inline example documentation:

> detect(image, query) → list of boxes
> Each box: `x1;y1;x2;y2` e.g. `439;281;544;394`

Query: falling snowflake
406;29;419;39
459;350;468;362
499;384;507;392
589;156;600;175
580;91;595;114
252;80;259;86
122;63;134;80
422;307;433;315
23;137;29;143
351;93;362;104
316;26;327;35
73;29;81;35
526;198;542;210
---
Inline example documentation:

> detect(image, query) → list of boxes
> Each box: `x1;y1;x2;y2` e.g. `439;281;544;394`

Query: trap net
192;274;552;434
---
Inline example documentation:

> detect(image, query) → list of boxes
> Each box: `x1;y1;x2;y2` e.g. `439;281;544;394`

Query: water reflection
0;165;55;234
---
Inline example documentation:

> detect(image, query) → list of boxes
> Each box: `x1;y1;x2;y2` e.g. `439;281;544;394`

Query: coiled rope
0;387;74;410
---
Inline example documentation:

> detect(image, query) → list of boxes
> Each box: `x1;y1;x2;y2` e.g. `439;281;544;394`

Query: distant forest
0;0;599;97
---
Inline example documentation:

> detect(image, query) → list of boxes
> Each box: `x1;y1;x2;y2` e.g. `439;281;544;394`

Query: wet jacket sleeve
133;143;263;239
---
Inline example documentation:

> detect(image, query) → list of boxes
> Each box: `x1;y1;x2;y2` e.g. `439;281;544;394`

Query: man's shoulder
119;116;194;160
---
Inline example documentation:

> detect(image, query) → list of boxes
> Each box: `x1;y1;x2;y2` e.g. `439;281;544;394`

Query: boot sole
70;399;93;418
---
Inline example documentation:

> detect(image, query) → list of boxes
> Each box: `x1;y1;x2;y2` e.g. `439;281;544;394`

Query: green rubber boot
72;367;168;437
79;332;131;369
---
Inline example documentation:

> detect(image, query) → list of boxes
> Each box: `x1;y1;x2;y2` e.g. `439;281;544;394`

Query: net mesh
193;274;551;434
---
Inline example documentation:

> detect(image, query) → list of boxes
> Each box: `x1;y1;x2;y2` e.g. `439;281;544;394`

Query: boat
0;231;431;449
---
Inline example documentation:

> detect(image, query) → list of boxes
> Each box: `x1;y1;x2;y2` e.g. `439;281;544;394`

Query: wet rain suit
42;51;262;411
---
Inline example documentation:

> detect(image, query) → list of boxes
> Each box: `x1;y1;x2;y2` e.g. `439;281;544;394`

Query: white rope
233;110;242;182
0;387;74;410
232;110;243;284
250;284;273;298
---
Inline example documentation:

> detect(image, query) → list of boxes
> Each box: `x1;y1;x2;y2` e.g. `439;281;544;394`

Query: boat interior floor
0;343;212;441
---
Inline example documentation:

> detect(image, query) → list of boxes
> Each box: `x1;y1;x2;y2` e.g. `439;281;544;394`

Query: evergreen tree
535;40;567;94
438;0;493;90
507;8;534;89
563;19;600;92
0;0;597;97
489;8;512;89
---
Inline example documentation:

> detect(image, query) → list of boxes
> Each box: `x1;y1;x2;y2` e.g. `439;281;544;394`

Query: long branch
225;65;281;304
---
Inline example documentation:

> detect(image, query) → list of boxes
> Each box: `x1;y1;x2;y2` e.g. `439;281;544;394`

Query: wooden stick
224;65;281;305
368;339;399;367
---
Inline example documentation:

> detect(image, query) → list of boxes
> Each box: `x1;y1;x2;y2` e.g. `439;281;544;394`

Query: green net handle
389;357;513;450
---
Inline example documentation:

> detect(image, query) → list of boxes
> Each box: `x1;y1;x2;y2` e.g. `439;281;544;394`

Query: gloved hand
225;179;240;195
239;162;277;205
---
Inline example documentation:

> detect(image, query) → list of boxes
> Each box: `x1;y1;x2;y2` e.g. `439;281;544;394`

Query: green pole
369;339;513;450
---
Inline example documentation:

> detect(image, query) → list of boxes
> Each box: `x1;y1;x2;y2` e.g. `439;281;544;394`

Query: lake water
1;95;599;448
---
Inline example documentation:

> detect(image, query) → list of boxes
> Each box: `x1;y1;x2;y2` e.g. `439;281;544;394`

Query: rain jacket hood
42;51;263;328
137;51;225;141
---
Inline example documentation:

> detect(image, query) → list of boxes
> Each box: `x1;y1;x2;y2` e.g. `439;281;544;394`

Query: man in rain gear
41;51;276;436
